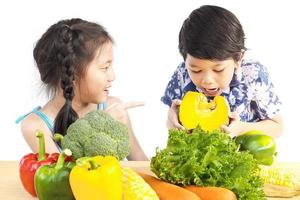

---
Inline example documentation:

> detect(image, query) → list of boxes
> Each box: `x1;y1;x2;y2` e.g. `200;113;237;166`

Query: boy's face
185;54;239;97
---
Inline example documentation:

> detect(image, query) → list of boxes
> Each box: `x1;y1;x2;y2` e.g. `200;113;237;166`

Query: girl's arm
222;113;283;138
125;115;149;161
106;96;148;161
20;114;60;153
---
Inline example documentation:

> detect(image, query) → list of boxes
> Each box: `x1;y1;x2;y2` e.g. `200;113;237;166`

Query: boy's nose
201;73;214;85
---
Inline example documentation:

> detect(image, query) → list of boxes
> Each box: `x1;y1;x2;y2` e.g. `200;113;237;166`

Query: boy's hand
221;112;246;137
167;99;185;130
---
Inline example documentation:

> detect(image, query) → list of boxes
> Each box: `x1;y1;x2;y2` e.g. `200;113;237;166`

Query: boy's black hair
34;18;112;136
179;5;246;61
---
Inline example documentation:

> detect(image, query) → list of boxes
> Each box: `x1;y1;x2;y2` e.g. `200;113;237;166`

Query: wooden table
1;161;299;199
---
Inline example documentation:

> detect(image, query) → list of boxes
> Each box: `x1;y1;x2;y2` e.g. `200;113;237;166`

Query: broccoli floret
61;110;130;160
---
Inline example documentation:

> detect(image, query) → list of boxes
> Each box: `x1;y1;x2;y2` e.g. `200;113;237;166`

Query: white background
0;0;299;161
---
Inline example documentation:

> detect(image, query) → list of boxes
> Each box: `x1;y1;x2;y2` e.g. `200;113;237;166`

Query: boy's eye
190;70;202;74
214;69;225;73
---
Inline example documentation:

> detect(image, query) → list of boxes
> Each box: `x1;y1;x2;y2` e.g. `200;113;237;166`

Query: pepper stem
53;133;64;143
88;159;99;170
55;149;72;170
36;130;46;161
76;157;100;170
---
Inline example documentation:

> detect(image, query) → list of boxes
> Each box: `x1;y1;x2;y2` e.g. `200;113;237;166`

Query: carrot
139;173;201;200
185;186;237;200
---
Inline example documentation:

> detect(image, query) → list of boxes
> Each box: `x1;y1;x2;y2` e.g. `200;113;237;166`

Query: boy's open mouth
202;88;220;96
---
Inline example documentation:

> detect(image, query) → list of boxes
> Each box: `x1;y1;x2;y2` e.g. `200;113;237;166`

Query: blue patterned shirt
161;60;281;122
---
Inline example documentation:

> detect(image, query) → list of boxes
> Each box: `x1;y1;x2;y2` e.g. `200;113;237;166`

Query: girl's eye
100;65;110;71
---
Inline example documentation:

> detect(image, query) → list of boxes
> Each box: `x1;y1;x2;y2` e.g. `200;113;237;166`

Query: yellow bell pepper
179;91;229;131
69;156;122;200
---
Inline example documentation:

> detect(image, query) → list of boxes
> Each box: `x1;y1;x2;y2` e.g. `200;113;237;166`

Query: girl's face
185;54;240;96
77;41;115;104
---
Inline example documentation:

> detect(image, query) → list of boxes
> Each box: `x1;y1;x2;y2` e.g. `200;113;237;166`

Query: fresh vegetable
259;165;300;197
34;149;75;200
179;91;229;131
151;128;265;200
235;130;276;166
258;165;300;188
69;156;122;200
139;173;201;200
185;186;237;200
55;110;130;160
122;167;159;200
19;130;59;196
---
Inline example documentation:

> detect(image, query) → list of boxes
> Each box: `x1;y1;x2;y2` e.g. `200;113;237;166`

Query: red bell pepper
19;130;59;196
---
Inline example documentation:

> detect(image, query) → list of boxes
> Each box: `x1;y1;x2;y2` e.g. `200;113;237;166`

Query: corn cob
258;165;300;197
122;167;159;200
258;165;300;188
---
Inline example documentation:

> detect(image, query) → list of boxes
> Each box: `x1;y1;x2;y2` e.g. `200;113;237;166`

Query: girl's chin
97;94;108;103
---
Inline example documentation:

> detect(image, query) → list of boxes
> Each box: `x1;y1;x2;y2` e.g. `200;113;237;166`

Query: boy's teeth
207;88;217;91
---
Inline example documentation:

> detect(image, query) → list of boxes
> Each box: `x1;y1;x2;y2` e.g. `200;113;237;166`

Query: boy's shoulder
240;59;270;85
241;59;265;69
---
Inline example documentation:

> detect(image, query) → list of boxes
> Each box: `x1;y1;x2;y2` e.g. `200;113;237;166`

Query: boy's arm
222;113;283;138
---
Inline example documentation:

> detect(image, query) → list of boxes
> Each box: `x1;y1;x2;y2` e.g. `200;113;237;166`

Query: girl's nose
107;67;115;82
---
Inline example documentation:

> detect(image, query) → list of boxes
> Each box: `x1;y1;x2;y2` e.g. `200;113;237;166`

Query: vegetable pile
151;127;265;200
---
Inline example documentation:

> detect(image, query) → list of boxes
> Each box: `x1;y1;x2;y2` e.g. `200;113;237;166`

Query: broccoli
59;110;130;160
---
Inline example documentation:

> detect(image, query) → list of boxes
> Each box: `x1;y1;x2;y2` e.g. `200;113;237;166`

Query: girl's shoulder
20;112;54;151
20;112;52;137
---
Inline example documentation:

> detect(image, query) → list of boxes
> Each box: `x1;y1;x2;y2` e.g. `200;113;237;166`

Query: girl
17;18;148;160
161;5;283;138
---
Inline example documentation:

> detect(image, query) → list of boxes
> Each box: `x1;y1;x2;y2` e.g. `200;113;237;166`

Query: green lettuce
151;128;265;200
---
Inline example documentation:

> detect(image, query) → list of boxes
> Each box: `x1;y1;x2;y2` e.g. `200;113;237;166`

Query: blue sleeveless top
15;102;108;151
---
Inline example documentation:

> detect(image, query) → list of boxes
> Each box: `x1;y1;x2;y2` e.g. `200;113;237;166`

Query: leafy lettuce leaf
151;128;265;200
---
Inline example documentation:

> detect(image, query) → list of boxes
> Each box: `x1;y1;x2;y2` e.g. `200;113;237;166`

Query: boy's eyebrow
189;64;200;68
189;63;222;68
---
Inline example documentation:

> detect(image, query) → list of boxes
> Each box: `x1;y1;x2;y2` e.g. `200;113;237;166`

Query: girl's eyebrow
99;59;113;66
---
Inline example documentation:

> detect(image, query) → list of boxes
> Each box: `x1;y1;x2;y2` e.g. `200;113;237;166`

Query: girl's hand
106;101;144;124
221;112;246;137
167;99;185;130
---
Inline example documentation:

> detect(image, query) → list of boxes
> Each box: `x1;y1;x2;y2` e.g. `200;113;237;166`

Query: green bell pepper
34;149;75;200
235;130;276;166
